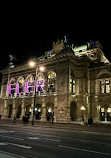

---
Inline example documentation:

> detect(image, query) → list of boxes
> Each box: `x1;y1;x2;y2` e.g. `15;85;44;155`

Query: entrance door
46;102;54;121
70;101;77;121
35;104;42;120
100;107;105;121
107;107;111;121
25;105;31;119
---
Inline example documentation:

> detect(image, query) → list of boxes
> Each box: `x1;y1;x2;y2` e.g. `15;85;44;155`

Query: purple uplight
8;84;11;94
16;83;19;94
25;81;28;93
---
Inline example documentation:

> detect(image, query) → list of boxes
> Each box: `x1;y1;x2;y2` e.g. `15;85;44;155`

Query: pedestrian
88;116;93;126
52;112;54;124
81;116;84;125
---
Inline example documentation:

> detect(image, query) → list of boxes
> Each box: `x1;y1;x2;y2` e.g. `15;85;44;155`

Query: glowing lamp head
81;106;85;111
29;61;36;67
39;66;45;72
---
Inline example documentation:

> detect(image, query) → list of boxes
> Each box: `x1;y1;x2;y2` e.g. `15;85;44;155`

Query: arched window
47;71;56;92
17;77;25;94
9;78;16;95
26;75;34;93
36;73;45;92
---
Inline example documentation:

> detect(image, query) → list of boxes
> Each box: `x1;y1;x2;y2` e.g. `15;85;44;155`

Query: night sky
0;4;111;81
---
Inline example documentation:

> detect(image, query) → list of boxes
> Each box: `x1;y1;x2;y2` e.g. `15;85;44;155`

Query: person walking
88;116;93;126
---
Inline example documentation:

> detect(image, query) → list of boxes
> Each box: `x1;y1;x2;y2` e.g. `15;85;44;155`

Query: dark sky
0;4;111;73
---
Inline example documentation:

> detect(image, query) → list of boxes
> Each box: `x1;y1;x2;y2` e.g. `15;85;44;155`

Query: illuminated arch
9;78;15;84
25;75;34;93
17;77;25;94
26;75;34;81
17;76;25;83
47;71;56;79
47;71;56;92
37;73;44;80
9;78;16;95
36;73;45;92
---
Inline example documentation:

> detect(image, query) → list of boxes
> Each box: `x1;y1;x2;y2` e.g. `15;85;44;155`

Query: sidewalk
0;119;111;134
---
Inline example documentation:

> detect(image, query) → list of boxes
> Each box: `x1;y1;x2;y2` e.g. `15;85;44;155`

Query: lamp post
28;60;44;126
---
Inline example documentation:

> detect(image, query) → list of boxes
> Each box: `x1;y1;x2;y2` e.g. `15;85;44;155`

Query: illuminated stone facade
0;39;111;123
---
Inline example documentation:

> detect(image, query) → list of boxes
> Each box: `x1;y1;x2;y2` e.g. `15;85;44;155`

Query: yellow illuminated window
19;78;24;83
107;107;111;113
48;72;56;79
47;72;56;92
27;76;34;81
100;80;110;93
69;79;75;93
37;74;44;80
101;107;104;112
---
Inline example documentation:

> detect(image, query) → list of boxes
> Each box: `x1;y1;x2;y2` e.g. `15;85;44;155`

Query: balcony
4;90;57;100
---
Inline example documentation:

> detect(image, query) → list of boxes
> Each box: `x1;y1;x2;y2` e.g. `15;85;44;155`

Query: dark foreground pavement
0;119;111;134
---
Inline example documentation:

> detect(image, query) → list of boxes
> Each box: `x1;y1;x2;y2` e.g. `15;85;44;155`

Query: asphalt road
0;123;111;158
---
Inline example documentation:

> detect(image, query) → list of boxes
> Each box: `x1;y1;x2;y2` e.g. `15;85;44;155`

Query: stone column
12;100;16;116
40;98;46;122
30;99;34;121
3;99;8;119
104;108;107;121
54;96;58;123
21;99;25;119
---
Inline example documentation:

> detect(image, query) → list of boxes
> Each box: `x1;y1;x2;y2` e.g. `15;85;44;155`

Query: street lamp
28;60;45;125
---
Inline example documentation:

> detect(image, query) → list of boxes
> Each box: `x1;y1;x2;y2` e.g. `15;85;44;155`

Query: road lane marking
0;135;24;140
0;142;7;145
0;150;27;158
72;138;111;146
7;142;32;149
42;138;60;142
27;137;39;140
28;136;60;142
58;145;111;156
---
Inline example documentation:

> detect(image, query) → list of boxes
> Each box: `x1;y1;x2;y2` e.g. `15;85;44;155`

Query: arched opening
26;75;34;93
46;102;54;121
107;107;111;121
17;77;25;95
35;104;42;120
9;78;16;96
36;73;45;93
70;101;77;121
100;107;105;121
25;104;31;119
16;105;21;119
8;104;13;118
